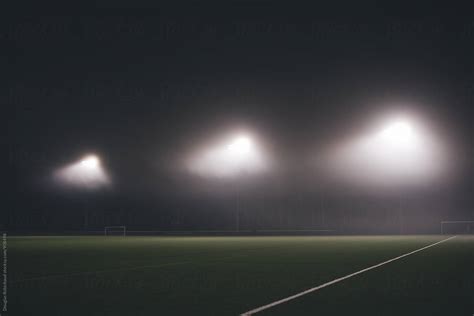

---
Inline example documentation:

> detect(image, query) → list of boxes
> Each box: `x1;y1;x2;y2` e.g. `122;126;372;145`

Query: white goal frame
104;226;126;236
440;221;474;234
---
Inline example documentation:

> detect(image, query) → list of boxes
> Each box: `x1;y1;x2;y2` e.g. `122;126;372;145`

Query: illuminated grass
8;236;474;316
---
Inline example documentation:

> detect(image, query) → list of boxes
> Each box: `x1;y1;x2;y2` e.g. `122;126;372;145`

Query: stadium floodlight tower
330;114;448;234
374;119;420;234
226;135;254;232
187;133;267;232
54;153;110;231
54;154;109;189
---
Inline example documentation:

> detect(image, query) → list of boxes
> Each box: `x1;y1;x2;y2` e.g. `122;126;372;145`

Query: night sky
5;4;474;233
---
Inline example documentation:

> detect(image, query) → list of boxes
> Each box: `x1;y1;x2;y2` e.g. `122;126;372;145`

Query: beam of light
186;133;268;178
53;154;110;189
325;116;448;188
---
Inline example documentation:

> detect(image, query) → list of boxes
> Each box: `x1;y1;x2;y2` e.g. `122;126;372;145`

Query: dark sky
4;4;474;232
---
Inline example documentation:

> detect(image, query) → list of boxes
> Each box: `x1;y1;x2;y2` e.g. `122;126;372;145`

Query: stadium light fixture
187;133;267;178
53;154;110;189
326;115;447;188
187;132;269;232
227;136;252;154
378;120;414;145
324;114;448;234
80;155;100;168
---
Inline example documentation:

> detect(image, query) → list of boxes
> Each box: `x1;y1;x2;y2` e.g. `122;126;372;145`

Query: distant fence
7;229;338;236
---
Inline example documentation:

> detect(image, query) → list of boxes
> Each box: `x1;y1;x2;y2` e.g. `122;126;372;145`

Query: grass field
8;235;474;315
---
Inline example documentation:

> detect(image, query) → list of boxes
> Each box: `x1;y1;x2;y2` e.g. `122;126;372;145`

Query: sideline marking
241;235;457;315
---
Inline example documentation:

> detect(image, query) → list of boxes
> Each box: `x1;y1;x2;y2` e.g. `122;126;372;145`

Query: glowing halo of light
80;155;99;168
378;120;414;144
227;136;251;154
53;154;110;189
324;115;448;188
186;133;269;178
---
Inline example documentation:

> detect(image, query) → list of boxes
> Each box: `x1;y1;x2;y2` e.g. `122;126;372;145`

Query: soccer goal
104;226;126;236
440;221;474;234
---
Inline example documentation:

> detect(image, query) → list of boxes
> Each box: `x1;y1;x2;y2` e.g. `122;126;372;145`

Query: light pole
187;132;268;232
79;155;100;232
376;120;417;235
236;186;240;232
226;136;252;233
53;154;109;232
398;193;403;235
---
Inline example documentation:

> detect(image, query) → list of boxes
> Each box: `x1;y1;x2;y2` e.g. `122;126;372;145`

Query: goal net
104;226;126;236
440;221;474;234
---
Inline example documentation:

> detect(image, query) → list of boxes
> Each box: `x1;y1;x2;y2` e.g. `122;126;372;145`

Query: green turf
7;235;474;316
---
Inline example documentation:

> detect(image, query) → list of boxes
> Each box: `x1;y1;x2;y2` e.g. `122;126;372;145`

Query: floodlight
80;155;99;168
187;133;268;178
227;136;251;154
53;154;110;189
379;121;414;144
326;115;447;188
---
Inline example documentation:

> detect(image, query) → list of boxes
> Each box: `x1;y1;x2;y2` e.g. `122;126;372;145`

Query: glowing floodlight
80;155;99;168
54;154;110;189
373;119;420;155
227;136;251;154
187;133;268;178
379;121;413;143
326;115;447;188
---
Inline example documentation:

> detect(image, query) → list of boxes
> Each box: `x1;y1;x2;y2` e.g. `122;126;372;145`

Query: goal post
440;221;474;235
104;226;126;236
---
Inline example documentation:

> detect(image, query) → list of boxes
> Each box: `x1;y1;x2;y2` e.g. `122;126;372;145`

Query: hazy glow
80;155;99;168
371;120;423;165
54;154;110;189
379;121;414;145
227;136;251;154
187;134;268;178
326;116;447;187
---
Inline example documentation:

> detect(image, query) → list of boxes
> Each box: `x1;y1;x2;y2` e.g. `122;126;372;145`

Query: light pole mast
236;184;240;232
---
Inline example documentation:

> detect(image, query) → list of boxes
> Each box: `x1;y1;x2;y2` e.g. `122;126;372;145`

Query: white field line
241;235;457;316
